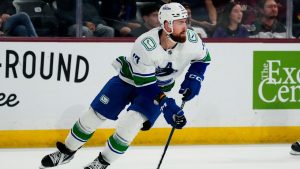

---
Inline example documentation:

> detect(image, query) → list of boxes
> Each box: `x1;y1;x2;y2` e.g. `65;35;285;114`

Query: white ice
0;144;300;169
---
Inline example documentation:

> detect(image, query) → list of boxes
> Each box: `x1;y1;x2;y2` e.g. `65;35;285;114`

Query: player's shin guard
101;110;146;163
291;141;300;155
85;110;146;168
106;133;130;158
65;108;106;151
65;120;95;150
84;133;129;169
40;142;76;168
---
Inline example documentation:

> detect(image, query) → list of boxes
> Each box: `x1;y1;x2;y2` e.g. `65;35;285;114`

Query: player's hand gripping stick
156;91;189;169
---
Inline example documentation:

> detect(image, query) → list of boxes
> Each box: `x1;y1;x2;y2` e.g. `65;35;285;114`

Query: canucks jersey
112;28;211;92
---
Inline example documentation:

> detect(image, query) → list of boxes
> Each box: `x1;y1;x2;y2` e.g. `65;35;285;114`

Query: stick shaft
156;101;185;169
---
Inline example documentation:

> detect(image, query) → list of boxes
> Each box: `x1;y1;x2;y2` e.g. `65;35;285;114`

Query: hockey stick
156;100;186;169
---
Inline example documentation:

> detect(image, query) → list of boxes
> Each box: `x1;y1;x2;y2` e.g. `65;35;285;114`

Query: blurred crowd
0;0;299;38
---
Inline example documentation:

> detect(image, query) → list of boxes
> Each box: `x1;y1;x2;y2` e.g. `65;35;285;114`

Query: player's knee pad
71;108;106;142
78;107;107;133
115;110;147;144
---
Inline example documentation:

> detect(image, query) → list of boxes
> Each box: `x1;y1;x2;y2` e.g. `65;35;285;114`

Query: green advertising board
253;51;300;109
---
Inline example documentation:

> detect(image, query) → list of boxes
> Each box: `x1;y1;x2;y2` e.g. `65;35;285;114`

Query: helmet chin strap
162;21;173;34
163;21;177;43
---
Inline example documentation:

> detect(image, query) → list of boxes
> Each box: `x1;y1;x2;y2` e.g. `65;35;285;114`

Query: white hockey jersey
113;28;211;92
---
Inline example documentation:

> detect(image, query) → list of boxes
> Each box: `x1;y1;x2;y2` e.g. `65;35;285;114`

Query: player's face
171;18;187;43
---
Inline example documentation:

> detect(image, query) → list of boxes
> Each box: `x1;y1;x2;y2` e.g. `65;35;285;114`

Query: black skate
40;142;76;168
84;153;110;169
290;141;300;155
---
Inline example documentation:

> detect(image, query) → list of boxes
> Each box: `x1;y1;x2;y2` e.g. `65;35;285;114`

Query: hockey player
40;2;211;169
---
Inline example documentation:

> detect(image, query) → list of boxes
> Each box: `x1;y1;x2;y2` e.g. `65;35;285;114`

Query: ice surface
0;144;300;169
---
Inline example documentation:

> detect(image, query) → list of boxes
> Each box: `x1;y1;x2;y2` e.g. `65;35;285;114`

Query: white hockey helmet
158;2;188;34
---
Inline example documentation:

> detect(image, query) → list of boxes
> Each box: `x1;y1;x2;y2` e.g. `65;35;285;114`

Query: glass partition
1;0;298;38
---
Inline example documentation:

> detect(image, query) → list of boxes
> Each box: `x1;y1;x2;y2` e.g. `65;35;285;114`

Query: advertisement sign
253;51;300;109
1;42;300;131
2;42;300;146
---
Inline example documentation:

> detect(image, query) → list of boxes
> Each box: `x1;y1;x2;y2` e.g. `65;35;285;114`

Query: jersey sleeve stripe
116;56;157;87
191;51;211;63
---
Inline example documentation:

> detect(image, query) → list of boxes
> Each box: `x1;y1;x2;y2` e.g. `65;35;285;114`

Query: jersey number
133;53;140;64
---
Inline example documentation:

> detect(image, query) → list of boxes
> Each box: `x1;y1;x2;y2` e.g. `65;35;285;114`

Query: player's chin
171;33;186;43
178;35;186;43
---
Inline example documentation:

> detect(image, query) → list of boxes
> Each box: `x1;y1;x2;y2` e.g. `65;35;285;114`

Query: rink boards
1;127;300;148
1;40;300;147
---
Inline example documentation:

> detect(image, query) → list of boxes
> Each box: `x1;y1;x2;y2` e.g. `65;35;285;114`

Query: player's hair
258;0;278;9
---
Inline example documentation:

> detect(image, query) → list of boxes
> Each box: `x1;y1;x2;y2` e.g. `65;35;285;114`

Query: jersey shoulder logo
141;37;157;51
187;29;198;43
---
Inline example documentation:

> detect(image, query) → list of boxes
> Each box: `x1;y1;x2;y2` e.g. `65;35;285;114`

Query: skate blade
290;149;300;155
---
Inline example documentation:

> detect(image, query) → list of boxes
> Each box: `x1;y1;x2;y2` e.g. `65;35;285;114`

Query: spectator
182;2;208;38
276;0;287;25
213;2;249;38
293;0;300;38
73;0;114;37
52;0;74;36
100;0;141;36
55;0;114;37
234;0;259;32
249;0;287;38
0;0;37;37
13;0;59;37
213;0;232;8
127;3;160;37
177;0;217;36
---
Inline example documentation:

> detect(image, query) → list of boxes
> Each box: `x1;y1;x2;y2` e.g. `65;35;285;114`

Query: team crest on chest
156;62;178;76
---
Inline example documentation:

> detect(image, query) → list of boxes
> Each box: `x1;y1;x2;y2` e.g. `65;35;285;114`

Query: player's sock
84;132;129;169
102;133;130;162
291;141;300;155
40;142;76;168
65;108;106;151
84;110;143;168
84;152;110;169
84;133;128;169
65;119;95;151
